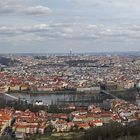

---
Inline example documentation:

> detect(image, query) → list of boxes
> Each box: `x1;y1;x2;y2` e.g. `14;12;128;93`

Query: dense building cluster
0;54;139;139
0;54;140;93
0;97;140;139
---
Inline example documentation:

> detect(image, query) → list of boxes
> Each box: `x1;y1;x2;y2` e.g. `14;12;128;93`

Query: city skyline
0;0;140;53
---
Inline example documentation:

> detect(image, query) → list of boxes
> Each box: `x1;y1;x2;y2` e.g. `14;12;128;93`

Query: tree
44;125;53;136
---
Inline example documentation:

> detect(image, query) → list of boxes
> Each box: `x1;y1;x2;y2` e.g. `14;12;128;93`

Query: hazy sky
0;0;140;53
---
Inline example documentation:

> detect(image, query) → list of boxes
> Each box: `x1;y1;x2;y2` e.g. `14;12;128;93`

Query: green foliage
44;125;53;136
76;121;140;140
0;136;15;140
111;88;138;102
48;105;75;114
117;136;140;140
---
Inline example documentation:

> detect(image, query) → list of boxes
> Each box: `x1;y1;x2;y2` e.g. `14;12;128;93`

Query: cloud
0;0;51;16
1;23;140;53
22;5;52;16
0;23;140;44
72;0;140;7
70;0;140;15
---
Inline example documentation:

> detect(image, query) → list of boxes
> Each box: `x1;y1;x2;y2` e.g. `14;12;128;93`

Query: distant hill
0;57;20;66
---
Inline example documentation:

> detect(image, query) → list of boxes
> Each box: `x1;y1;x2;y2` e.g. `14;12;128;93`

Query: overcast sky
0;0;140;53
